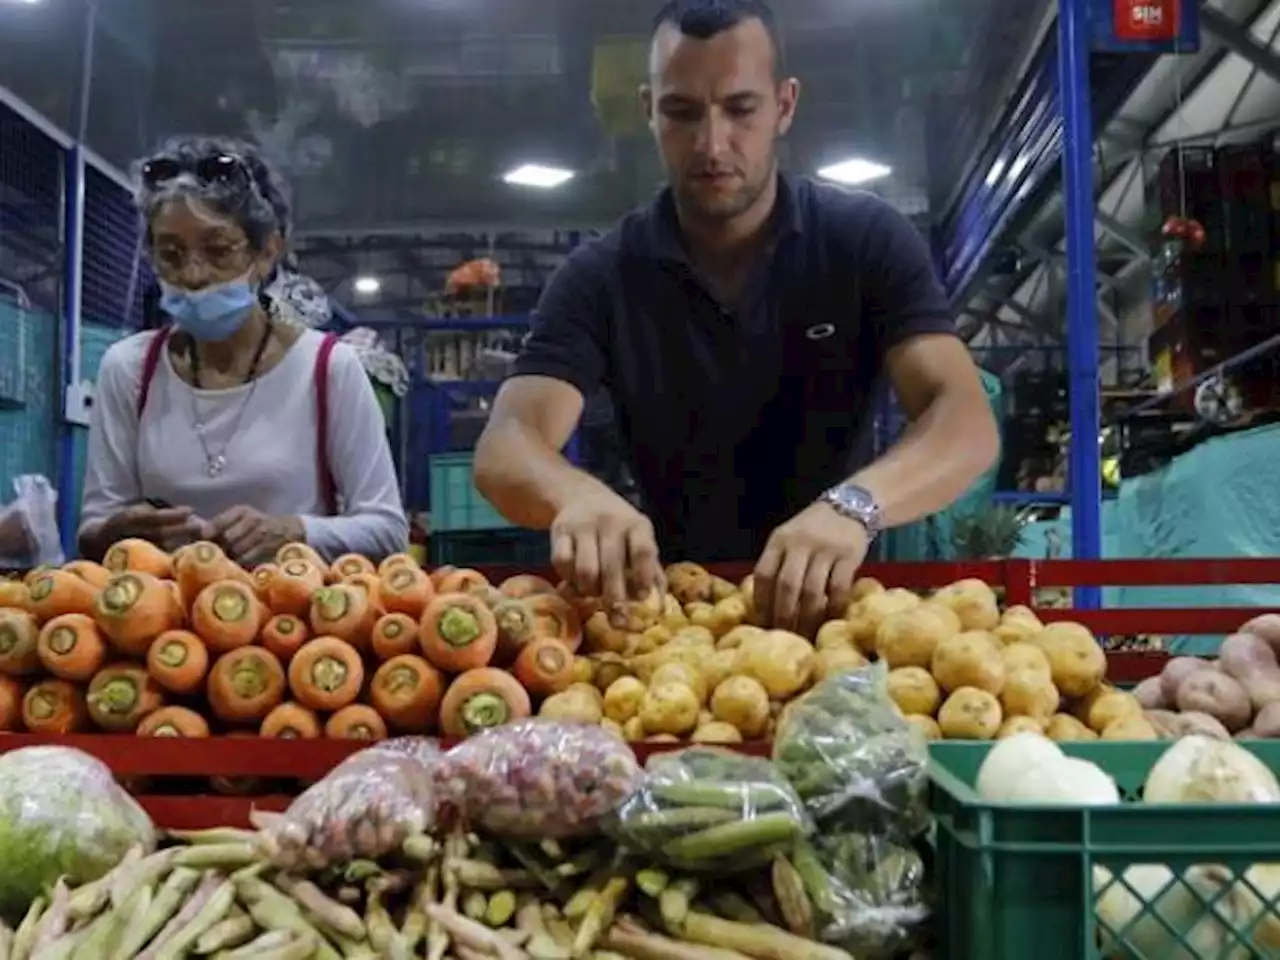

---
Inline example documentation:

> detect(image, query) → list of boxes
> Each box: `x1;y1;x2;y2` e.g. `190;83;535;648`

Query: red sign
1114;0;1180;41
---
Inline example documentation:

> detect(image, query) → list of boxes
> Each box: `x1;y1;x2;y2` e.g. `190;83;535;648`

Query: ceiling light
502;164;576;189
353;276;381;295
818;158;892;187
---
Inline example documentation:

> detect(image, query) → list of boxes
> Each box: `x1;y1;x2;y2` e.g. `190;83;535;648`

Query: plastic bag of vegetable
772;663;931;838
610;746;813;873
786;833;933;959
0;745;156;922
252;736;439;870
435;720;641;838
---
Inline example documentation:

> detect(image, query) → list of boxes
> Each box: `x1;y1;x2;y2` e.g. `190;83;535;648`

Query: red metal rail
4;559;1273;827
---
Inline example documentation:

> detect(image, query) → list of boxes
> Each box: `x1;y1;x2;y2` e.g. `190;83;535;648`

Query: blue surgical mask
158;271;258;341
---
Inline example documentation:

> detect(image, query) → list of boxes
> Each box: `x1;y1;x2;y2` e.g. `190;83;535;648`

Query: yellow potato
602;677;648;724
1101;715;1159;740
848;589;922;653
815;646;869;682
931;579;1001;631
993;617;1041;647
639;682;700;736
937;687;1002;740
998;716;1045;738
622;716;645;741
931;632;1005;695
814;620;858;651
876;605;958;668
887;667;942;716
666;562;714;605
904;714;942;741
734;631;815;699
702;648;739;693
1000;669;1059;722
1033;622;1107;698
670;625;716;648
706;595;748;636
1086;691;1143;734
1045;713;1097;742
652;661;708;704
850;576;885;601
692;721;744;744
1000;642;1052;681
717;624;767;651
710;675;770;738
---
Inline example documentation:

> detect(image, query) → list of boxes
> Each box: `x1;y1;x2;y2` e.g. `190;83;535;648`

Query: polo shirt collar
648;171;804;263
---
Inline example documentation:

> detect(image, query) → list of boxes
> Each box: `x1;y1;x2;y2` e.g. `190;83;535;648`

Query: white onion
975;733;1064;801
1144;736;1280;804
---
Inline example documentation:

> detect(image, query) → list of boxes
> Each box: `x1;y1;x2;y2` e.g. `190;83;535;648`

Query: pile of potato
1135;614;1280;741
550;565;1140;744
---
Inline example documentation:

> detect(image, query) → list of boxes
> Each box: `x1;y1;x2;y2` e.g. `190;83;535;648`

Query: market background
1;0;1280;646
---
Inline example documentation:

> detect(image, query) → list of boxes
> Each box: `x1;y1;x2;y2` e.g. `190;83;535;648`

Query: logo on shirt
804;323;837;341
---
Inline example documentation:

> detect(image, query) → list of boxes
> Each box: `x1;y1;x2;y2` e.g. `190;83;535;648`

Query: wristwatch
819;483;884;539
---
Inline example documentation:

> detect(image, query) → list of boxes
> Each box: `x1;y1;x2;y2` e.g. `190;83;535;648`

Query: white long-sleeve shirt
79;327;409;562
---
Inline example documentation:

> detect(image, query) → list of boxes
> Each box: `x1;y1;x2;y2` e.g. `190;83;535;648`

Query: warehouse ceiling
0;0;1046;231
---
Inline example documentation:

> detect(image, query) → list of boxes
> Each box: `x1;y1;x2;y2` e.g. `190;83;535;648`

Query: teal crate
429;528;550;567
428;452;508;532
930;740;1280;959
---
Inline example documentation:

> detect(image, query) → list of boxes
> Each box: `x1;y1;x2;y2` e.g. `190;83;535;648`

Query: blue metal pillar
57;146;87;557
1057;0;1102;609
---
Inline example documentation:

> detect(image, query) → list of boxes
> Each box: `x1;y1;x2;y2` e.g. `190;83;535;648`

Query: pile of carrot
0;541;586;748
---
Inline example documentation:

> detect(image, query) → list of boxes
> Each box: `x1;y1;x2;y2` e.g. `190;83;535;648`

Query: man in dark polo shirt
475;0;999;632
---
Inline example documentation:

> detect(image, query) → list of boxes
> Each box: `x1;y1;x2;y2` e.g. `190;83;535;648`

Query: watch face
835;484;873;511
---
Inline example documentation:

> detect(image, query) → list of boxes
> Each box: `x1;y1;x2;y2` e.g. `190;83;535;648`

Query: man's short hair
651;0;785;75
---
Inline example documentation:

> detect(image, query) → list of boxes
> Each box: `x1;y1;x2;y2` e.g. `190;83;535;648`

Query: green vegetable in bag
0;746;156;921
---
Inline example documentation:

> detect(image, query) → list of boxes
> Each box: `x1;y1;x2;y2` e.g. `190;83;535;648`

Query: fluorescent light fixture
502;164;575;189
352;276;381;295
817;158;892;187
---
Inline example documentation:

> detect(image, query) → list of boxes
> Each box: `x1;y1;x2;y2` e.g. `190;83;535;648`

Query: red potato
1159;656;1212;704
1216;633;1280;712
1175;670;1251;733
1170;711;1231;740
1133;677;1167;710
1241;614;1280;657
1253;702;1280;739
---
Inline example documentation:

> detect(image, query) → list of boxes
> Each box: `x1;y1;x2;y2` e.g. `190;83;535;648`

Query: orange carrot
371;654;445;732
0;675;23;730
22;680;87;734
309;583;376;652
324;704;387;741
438;667;532;737
146;630;209;695
260;701;322;739
261;614;309;662
371;613;419;661
331;553;376;580
287;637;364;711
137;705;210;737
191;580;263;654
379;565;434;619
0;609;41;675
513;636;575;697
93;571;182;656
87;664;164;731
251;563;280;601
207;647;286;724
0;579;29;610
23;565;54;588
500;574;557;600
491;599;536;663
162;579;187;624
377;552;419;577
174;541;236;597
275;542;326;571
341;573;386;615
525;594;583;652
419;593;498;673
104;538;173;578
428;565;457;591
434;568;489;595
62;560;112;590
36;613;107;682
266;560;325;616
26;569;99;622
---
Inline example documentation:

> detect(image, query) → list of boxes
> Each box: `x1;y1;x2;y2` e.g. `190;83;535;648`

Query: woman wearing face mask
78;137;409;566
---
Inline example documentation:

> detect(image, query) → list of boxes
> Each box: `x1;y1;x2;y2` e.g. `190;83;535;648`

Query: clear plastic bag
435;721;641;838
610;747;812;873
253;737;439;870
788;833;933;959
0;475;63;570
0;746;156;922
772;663;930;838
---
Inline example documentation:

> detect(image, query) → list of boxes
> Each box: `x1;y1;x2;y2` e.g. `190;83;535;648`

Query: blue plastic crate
428;452;509;532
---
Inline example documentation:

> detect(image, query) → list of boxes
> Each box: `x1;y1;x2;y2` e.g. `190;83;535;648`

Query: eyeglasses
141;154;249;190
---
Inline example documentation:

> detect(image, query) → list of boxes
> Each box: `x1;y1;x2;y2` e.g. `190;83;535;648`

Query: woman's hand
207;506;305;567
101;503;205;553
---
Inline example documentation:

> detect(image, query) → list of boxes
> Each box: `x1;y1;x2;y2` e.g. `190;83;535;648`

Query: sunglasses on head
141;153;250;189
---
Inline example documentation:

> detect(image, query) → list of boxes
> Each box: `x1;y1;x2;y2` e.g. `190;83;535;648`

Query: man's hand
550;490;663;609
102;503;204;553
754;502;870;635
208;506;305;567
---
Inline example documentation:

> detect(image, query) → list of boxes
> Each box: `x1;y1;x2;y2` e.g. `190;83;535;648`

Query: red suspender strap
314;334;340;516
136;326;171;419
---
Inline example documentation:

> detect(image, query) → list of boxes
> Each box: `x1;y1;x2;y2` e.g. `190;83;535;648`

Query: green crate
428;452;508;532
930;740;1280;959
428;528;550;567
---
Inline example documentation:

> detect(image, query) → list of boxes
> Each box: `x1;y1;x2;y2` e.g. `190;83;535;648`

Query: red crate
5;559;1275;828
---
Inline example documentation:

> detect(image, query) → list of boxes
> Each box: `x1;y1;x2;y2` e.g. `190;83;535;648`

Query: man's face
643;18;798;224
